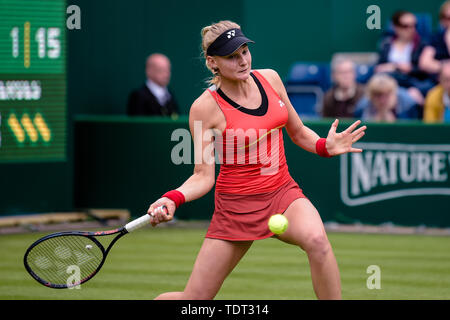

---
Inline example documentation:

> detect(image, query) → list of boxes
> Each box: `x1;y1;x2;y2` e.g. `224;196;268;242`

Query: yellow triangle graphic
33;113;51;142
7;113;25;143
20;113;38;143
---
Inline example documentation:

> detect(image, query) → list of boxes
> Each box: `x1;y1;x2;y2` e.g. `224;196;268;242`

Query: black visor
206;28;254;56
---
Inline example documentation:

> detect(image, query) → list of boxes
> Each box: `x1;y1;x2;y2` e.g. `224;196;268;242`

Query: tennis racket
23;206;166;289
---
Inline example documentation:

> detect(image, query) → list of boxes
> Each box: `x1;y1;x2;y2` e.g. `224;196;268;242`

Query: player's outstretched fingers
352;131;365;144
352;125;366;137
349;146;363;153
327;119;339;136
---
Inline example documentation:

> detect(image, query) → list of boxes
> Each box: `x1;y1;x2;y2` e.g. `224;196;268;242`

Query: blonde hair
367;73;398;99
366;74;399;112
201;20;241;87
440;0;450;20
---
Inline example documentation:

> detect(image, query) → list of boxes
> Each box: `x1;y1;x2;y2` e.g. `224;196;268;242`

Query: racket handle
124;205;167;232
125;214;151;232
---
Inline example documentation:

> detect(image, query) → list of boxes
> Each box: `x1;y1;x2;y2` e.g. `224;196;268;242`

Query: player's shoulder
189;88;219;121
254;68;280;79
253;69;284;91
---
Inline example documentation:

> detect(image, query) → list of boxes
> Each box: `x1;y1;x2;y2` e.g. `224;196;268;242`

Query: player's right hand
147;198;176;227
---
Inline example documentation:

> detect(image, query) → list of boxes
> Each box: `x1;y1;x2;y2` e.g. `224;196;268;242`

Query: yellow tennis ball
268;214;288;234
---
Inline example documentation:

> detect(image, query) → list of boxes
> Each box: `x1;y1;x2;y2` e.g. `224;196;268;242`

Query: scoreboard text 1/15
10;24;62;68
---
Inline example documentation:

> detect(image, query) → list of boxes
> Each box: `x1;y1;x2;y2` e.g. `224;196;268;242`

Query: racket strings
26;235;104;286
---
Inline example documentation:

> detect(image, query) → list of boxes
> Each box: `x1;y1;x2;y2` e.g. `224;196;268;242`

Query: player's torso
207;70;291;194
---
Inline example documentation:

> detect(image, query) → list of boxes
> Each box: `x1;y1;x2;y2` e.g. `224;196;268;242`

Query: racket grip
124;205;168;232
125;214;151;233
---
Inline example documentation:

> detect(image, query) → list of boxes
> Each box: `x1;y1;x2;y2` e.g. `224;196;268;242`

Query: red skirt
206;178;307;241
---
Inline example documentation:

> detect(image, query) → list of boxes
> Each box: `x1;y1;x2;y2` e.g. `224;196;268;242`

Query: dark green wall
68;0;444;116
1;0;446;216
67;0;244;116
0;161;73;214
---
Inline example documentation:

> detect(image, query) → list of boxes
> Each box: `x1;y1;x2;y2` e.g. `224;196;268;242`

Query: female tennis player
148;20;366;300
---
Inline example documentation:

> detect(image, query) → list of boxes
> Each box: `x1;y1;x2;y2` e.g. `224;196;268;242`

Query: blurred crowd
321;2;450;123
127;3;450;124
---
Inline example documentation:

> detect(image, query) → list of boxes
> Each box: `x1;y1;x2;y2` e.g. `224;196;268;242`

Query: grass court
1;224;449;300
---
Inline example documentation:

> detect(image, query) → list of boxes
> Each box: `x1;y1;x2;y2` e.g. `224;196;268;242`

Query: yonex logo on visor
227;30;235;38
206;28;254;57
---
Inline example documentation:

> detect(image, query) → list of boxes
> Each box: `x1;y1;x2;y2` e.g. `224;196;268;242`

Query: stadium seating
285;61;375;117
355;63;375;84
285;62;330;117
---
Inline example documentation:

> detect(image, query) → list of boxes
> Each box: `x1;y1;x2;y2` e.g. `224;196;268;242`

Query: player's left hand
325;119;366;156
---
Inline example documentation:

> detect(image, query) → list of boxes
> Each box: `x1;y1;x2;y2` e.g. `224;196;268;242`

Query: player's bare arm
258;69;366;156
148;92;221;225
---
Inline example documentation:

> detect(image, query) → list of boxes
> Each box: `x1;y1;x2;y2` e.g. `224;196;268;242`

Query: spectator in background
419;1;450;75
376;10;433;102
127;53;179;118
354;74;419;122
424;61;450;123
321;58;365;118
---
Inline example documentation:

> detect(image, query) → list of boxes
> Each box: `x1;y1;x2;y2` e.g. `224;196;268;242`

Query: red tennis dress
205;70;306;241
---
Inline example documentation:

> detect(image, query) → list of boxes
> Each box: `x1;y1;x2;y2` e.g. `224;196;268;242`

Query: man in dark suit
127;53;179;117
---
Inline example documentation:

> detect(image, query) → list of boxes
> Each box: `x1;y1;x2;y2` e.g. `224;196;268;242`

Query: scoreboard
0;0;66;162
